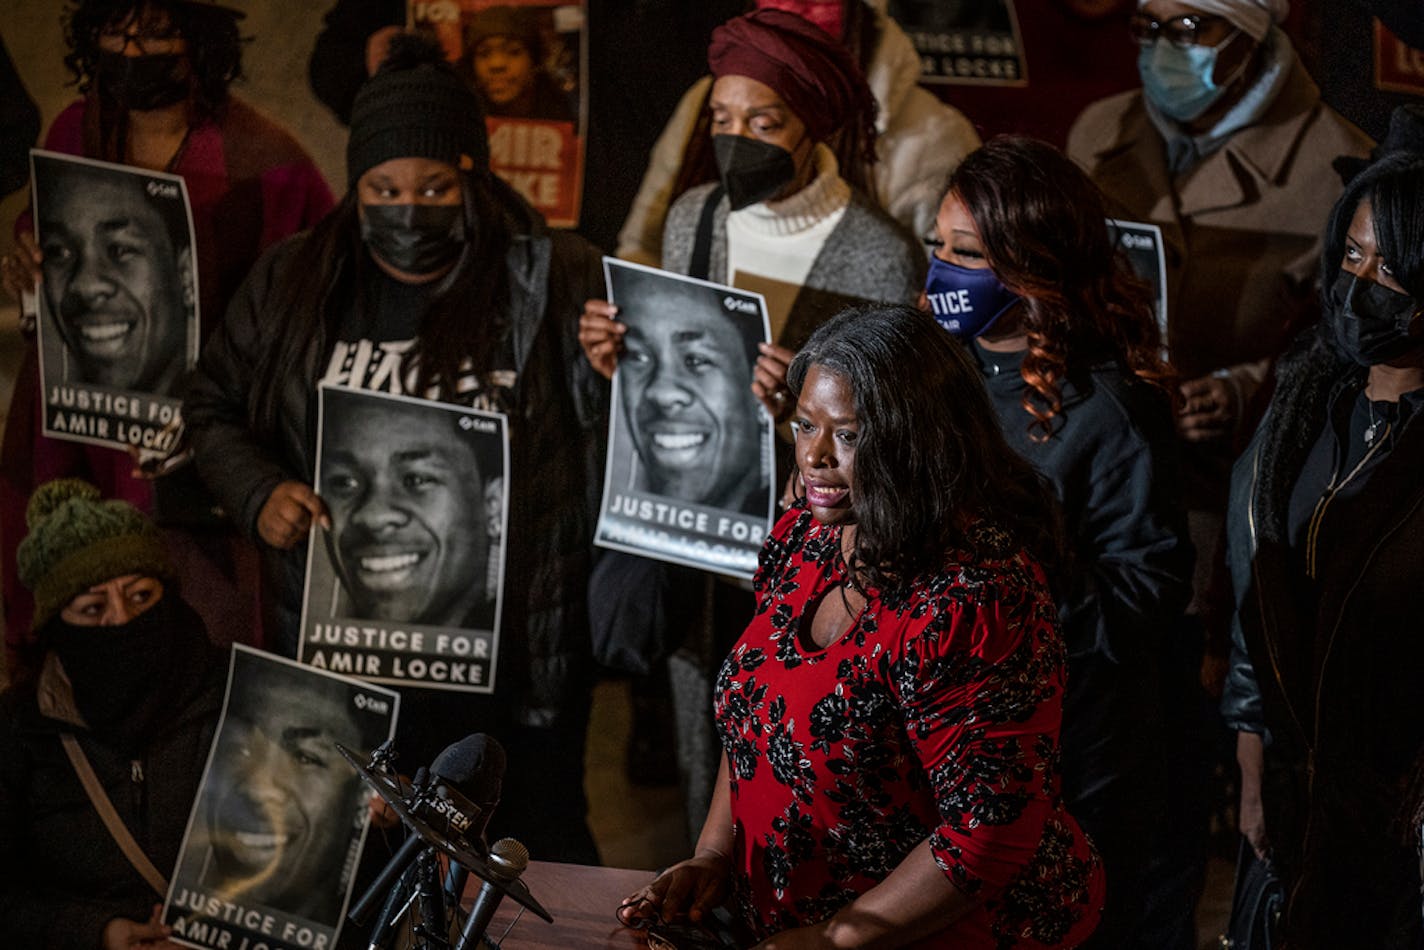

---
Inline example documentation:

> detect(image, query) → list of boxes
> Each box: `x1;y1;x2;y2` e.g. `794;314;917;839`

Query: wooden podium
465;861;655;948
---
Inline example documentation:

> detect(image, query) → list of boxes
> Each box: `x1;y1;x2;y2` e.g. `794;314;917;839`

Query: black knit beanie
347;33;490;186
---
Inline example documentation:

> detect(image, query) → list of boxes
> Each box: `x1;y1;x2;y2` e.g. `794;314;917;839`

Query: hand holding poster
595;259;776;579
299;386;509;692
164;646;399;950
411;0;586;227
30;150;199;455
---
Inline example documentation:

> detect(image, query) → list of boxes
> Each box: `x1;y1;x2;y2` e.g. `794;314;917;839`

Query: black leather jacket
184;182;607;728
1222;325;1424;948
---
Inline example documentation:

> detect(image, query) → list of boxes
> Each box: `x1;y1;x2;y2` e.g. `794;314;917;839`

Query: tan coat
1067;60;1371;385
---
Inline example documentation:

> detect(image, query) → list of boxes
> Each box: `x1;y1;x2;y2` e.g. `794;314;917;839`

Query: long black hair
64;0;244;121
948;136;1171;440
787;304;1063;593
1322;151;1424;305
248;174;514;437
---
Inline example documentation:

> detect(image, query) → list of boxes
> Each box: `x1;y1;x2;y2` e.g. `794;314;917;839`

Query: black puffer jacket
1223;325;1424;949
0;644;222;950
184;181;607;730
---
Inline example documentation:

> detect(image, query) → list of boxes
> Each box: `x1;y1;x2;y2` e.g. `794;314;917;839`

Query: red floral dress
715;507;1105;947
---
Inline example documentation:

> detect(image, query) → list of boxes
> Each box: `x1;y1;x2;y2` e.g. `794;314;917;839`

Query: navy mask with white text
924;256;1021;338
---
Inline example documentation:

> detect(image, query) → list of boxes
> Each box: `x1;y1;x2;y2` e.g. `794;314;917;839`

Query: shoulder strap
60;732;169;897
688;185;725;282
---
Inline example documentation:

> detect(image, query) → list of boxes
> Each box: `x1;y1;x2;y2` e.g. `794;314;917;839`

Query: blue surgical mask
924;256;1020;339
1137;30;1243;122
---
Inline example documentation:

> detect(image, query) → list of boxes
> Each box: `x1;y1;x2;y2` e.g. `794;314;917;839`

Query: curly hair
787;304;1064;594
947;136;1173;440
63;0;244;124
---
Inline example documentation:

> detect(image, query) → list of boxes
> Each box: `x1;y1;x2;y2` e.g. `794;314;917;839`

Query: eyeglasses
1129;12;1225;48
98;26;185;54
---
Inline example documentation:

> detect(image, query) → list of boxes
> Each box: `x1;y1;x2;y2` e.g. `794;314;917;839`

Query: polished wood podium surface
467;861;655;948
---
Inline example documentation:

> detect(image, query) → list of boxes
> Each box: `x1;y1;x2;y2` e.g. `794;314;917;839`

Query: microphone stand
339;743;551;950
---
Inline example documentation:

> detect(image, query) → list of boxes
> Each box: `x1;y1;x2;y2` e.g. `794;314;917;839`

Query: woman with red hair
925;137;1194;947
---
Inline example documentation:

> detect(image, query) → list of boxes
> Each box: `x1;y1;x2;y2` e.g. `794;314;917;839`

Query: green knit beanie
16;479;173;631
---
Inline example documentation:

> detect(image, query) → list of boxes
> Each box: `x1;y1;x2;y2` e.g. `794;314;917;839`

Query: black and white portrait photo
596;260;774;578
299;386;508;693
165;647;398;950
31;150;198;453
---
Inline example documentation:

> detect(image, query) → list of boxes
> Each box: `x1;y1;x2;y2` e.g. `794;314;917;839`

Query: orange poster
411;0;586;227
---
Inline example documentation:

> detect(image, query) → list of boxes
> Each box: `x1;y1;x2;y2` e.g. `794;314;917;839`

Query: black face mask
95;51;192;111
360;203;468;276
48;597;177;737
713;134;800;211
1328;272;1423;367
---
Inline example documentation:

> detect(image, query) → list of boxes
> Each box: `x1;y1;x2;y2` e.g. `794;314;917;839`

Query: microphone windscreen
431;734;506;805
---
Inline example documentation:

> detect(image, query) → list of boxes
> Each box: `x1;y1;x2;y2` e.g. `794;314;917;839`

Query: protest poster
596;259;775;579
1107;218;1169;345
164;646;399;950
299;386;509;693
887;0;1028;86
411;0;586;226
30;150;199;455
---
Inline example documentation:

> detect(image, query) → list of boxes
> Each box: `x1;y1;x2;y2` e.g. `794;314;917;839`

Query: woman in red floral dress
618;304;1105;948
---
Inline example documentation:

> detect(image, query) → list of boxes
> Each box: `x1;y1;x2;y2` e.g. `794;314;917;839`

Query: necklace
1365;398;1383;446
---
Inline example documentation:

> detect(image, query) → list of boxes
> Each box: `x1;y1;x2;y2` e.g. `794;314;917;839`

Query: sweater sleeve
258;159;335;253
183;238;303;540
889;577;1067;901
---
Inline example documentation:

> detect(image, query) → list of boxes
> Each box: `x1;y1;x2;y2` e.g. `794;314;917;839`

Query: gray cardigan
661;182;925;348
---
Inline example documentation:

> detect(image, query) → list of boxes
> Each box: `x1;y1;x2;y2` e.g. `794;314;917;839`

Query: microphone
428;734;505;901
347;736;507;939
427;734;505;848
453;838;530;950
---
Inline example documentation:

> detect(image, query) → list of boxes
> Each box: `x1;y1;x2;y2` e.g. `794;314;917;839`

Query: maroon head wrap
707;8;877;145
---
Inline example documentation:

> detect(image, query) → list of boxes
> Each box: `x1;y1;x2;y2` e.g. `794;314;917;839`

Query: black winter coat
183;182;608;731
976;347;1193;861
0;651;222;949
1223;326;1424;948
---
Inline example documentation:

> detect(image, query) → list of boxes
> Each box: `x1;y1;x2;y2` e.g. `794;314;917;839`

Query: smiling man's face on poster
38;170;189;395
321;398;491;628
619;287;764;511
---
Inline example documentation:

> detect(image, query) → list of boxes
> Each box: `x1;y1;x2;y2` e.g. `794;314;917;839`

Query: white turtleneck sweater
725;144;851;338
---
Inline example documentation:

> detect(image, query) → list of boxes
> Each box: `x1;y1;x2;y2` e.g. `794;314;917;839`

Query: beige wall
0;0;351;303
